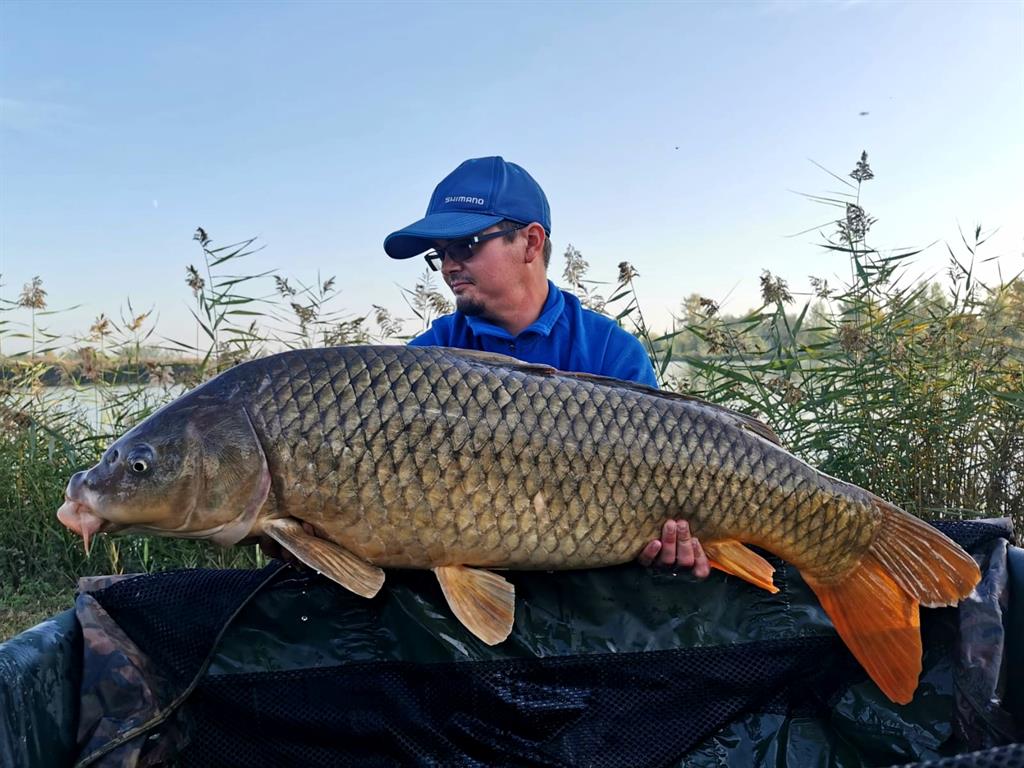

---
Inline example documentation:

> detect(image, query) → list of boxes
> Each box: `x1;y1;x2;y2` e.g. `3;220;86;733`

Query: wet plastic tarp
1;519;1021;767
0;607;81;766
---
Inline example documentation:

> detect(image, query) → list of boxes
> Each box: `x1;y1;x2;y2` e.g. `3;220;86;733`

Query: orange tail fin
863;496;981;608
805;498;981;705
805;554;921;704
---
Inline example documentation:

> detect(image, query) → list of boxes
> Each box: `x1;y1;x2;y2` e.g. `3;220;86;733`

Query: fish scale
57;344;981;704
239;346;859;570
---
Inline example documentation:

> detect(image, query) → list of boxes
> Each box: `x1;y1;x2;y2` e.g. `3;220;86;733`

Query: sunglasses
424;223;527;272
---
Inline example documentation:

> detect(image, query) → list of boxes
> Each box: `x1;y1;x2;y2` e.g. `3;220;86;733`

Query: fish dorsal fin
734;415;784;446
433;565;515;646
439;347;557;372
434;346;783;446
703;540;779;594
263;518;385;598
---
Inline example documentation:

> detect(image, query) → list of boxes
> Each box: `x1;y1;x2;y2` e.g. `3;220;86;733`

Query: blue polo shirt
409;281;658;387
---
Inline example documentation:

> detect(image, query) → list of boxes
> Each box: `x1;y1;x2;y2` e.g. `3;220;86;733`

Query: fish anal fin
264;518;384;599
806;554;921;705
434;565;515;646
704;539;779;594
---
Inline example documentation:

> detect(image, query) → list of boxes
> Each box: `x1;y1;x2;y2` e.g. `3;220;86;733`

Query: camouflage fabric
78;575;144;594
74;584;187;767
70;565;284;767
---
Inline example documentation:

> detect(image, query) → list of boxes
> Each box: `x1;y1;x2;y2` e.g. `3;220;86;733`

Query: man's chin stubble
455;296;486;317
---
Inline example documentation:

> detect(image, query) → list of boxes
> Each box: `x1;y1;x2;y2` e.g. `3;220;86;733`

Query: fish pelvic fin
264;518;384;599
865;496;981;608
433;565;515;646
804;555;921;705
704;540;779;594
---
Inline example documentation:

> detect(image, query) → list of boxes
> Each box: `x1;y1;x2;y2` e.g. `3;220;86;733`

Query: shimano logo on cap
445;195;485;206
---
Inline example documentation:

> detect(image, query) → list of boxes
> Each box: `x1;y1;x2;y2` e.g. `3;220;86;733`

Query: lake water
9;385;183;432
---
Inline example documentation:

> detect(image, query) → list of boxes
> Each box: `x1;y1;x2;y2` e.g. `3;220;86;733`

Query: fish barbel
56;345;980;703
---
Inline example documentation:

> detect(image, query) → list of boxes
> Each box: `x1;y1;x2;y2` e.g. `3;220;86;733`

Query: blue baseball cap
384;156;551;259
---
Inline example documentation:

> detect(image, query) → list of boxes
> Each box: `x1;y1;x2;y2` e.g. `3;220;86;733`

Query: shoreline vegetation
2;153;1022;641
1;362;202;387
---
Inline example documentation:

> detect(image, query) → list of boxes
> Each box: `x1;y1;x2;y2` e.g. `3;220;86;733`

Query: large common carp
57;345;980;704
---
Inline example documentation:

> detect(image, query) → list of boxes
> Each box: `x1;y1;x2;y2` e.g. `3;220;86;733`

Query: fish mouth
56;497;118;554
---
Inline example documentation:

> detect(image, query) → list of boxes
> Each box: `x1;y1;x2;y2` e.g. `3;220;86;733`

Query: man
384;156;707;573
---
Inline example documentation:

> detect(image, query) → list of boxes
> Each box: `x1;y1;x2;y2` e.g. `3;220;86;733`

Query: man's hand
637;519;710;578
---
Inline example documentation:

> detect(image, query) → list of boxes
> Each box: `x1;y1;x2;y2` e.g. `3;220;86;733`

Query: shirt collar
464;281;564;340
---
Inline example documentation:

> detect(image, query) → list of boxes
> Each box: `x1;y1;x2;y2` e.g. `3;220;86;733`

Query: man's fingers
658;520;677;566
692;538;710;579
259;538;282;560
638;540;662;567
638;519;710;575
674;520;696;568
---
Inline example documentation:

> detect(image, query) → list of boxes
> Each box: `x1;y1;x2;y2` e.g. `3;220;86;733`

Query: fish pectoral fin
704;540;779;594
433;565;515;646
263;518;384;599
805;554;921;705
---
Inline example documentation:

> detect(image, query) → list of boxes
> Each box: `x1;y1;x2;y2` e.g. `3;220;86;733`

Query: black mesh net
888;743;1024;768
931;519;1017;550
174;636;857;768
78;520;1019;768
97;563;284;687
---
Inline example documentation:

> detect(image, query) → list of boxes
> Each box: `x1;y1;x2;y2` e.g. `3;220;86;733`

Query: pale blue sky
2;0;1022;350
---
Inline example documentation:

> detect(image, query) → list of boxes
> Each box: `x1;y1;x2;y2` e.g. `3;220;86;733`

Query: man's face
438;226;524;318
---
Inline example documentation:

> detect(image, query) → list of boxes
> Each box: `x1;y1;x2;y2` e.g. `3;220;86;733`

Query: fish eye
127;447;153;475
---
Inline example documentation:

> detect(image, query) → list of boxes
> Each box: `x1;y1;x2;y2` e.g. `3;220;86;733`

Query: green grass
0;580;76;641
